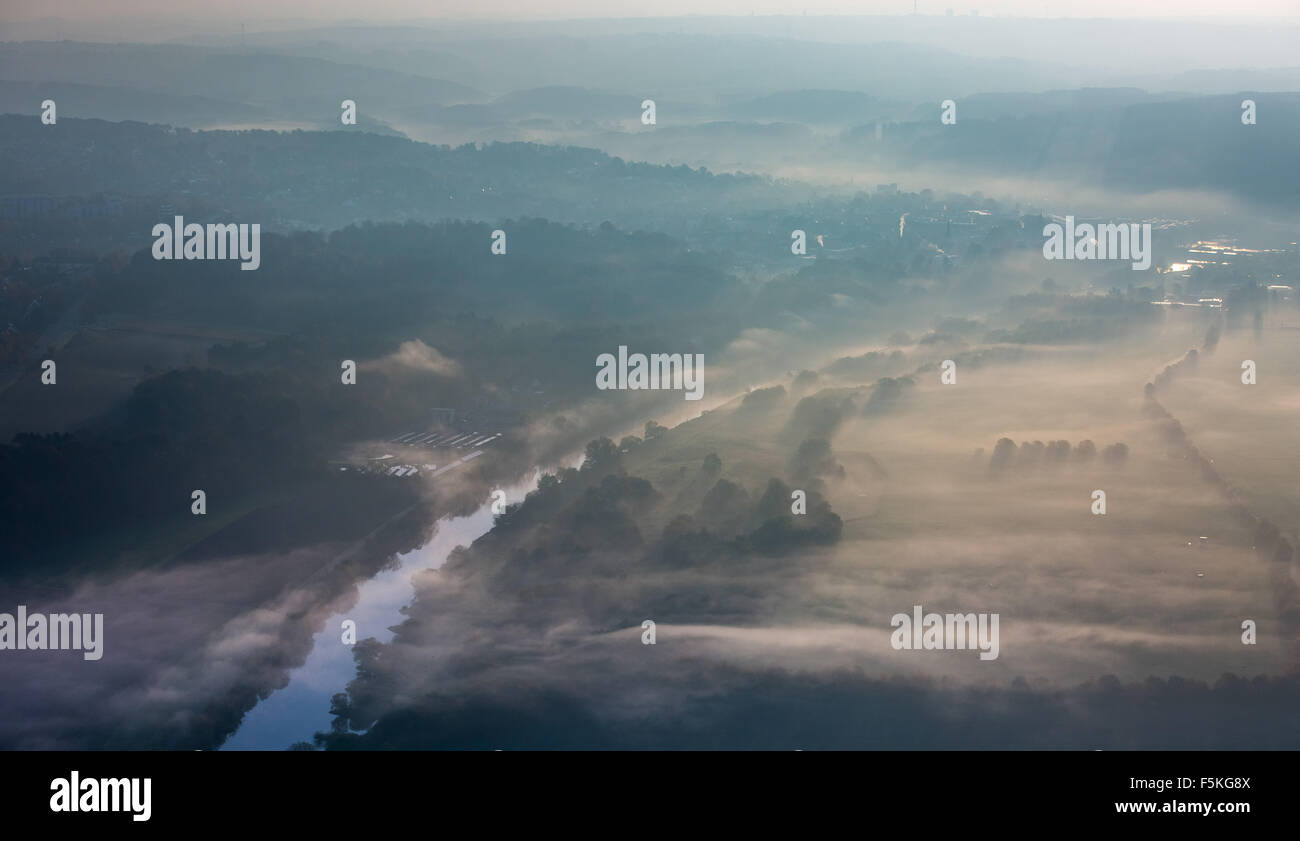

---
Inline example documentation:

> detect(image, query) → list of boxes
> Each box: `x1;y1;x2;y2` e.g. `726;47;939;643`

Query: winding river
221;469;543;750
221;387;743;750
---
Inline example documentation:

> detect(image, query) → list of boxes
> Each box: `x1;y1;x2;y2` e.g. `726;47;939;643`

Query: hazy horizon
6;0;1300;22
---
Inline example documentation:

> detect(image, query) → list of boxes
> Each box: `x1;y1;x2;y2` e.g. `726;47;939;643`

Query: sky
4;0;1299;22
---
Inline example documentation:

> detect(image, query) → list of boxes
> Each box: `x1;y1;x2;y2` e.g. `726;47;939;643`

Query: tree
582;437;619;471
1101;442;1129;465
990;437;1017;472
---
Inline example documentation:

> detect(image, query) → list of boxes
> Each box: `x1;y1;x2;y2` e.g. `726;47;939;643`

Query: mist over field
2;2;1299;751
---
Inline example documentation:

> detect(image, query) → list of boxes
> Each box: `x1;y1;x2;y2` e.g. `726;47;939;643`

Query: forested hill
0;116;797;237
0;218;746;581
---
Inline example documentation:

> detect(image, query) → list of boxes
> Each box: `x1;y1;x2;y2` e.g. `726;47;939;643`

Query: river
220;469;543;750
220;387;745;750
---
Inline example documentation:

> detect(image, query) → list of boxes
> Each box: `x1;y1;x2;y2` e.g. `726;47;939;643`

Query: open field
619;328;1288;686
1160;328;1300;544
